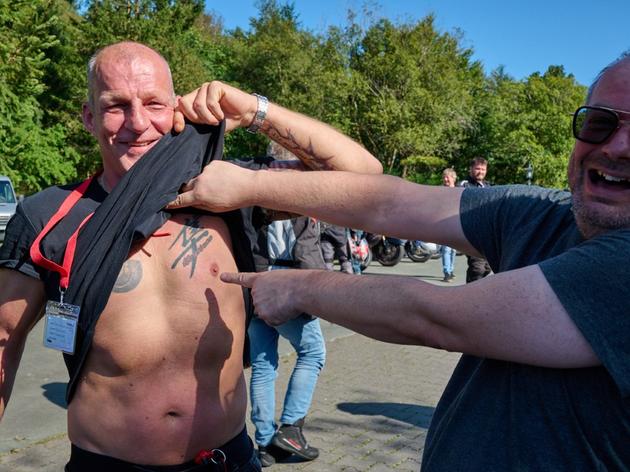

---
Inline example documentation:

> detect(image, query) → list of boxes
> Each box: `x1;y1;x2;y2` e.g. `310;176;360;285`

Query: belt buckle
194;448;227;469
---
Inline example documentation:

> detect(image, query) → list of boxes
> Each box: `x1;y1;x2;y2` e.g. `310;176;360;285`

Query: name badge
43;300;80;354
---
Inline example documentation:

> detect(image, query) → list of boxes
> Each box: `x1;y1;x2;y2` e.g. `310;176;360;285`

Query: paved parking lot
0;256;464;471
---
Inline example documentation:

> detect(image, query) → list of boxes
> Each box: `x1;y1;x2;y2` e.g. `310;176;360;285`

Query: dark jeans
466;255;491;283
65;427;262;472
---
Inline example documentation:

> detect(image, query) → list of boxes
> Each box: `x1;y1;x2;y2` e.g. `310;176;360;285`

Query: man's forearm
252;170;469;249
260;103;382;174
0;341;26;419
284;267;599;369
293;270;449;347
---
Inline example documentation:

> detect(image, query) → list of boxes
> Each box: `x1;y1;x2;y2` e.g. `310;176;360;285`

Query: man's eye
105;104;125;111
147;102;166;110
585;117;615;130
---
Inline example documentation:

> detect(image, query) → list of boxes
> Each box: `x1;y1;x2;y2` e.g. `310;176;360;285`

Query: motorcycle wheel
374;243;404;266
405;241;431;263
360;247;373;271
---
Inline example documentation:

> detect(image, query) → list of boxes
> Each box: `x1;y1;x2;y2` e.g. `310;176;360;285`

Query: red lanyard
30;175;96;292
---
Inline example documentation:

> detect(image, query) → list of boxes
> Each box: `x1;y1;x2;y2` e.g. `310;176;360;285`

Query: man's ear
82;102;95;135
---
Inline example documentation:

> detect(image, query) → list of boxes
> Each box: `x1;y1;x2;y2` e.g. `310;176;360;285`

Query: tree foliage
0;0;588;194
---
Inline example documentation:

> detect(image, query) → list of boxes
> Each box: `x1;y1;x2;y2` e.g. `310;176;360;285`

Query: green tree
0;0;81;193
348;16;483;181
464;65;585;186
224;0;354;158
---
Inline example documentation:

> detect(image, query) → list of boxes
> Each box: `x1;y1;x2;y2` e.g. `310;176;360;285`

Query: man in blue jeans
248;144;326;467
440;168;458;282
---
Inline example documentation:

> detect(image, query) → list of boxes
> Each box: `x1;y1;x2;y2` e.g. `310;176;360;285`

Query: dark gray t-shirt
422;185;630;471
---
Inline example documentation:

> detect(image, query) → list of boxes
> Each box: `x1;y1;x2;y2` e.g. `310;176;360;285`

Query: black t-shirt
0;122;257;402
422;185;630;471
0;179;108;295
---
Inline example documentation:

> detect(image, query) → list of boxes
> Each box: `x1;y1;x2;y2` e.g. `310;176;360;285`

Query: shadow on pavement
336;402;435;429
42;382;68;409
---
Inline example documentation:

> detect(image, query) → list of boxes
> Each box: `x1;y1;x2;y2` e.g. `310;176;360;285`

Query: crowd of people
1;40;628;472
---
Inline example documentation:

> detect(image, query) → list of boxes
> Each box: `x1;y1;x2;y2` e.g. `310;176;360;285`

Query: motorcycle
405;240;441;263
347;229;372;272
367;233;406;267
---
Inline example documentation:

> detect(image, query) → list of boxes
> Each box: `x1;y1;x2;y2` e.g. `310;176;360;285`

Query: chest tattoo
113;260;143;293
169;215;213;277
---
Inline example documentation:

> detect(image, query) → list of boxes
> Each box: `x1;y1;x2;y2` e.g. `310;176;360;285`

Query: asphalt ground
0;254;466;471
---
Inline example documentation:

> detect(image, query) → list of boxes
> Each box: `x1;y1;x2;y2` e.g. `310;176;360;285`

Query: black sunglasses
572;105;630;144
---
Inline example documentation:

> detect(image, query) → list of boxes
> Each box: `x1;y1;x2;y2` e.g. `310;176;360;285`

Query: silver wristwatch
246;93;269;134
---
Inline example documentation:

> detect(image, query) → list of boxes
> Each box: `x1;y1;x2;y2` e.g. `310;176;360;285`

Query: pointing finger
221;272;258;288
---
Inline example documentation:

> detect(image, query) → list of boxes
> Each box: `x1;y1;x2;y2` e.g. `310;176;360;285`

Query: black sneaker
258;444;292;467
258;446;276;468
442;274;451;282
271;418;319;461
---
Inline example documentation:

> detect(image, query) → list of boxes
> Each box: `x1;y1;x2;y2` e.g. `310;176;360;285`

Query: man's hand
166;161;256;211
221;270;306;326
173;81;257;133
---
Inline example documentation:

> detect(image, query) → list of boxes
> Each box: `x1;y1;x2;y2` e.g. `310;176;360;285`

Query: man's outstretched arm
173;81;382;174
168;164;477;255
221;266;599;369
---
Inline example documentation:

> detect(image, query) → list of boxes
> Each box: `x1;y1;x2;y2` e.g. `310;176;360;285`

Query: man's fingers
166;191;196;209
220;272;258;288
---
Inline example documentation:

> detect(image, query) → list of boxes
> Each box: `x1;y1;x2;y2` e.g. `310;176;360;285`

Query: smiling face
469;163;487;182
569;59;630;239
82;43;176;188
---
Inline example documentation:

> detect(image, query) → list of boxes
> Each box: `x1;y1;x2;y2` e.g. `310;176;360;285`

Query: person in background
440;168;457;282
320;222;353;274
458;157;492;282
247;142;326;468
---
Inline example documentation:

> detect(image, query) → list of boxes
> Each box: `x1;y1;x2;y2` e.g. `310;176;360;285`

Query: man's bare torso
67;213;247;465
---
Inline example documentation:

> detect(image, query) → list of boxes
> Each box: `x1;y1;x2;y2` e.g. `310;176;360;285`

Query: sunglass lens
574;107;618;144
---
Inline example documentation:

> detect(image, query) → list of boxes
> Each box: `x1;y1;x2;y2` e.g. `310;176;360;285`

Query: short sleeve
0;205;42;280
539;230;630;397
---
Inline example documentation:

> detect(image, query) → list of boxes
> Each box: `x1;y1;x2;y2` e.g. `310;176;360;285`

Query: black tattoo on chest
169;215;213;277
113;260;143;293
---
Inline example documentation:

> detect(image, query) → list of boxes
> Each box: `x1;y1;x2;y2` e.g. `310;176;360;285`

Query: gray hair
86;41;175;109
442;167;457;180
586;50;630;103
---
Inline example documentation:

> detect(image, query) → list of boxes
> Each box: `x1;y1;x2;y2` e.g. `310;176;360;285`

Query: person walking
440;168;457;282
247;143;326;467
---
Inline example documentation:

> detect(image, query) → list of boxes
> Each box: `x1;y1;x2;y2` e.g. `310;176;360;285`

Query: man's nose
602;120;630;159
125;102;150;133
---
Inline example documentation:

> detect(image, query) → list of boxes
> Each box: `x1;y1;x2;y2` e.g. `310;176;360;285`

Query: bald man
0;41;380;471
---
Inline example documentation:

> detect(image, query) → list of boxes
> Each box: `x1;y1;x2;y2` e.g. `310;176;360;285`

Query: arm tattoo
113;260;143;293
169;215;213;278
264;123;334;170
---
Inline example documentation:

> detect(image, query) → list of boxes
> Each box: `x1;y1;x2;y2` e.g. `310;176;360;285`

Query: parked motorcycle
367;234;405;267
347;230;372;271
405;240;441;263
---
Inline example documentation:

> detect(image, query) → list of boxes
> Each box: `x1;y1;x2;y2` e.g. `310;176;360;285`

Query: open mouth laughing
588;169;630;190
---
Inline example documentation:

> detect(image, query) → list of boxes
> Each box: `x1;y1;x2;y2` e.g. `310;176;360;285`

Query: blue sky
207;0;630;86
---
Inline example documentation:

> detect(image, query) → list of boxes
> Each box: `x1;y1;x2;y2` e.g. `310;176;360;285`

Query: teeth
596;170;630;183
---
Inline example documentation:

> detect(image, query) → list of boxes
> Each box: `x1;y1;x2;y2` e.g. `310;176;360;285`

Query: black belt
66;427;255;472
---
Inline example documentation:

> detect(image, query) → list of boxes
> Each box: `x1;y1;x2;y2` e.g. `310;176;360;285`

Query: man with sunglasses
169;53;630;470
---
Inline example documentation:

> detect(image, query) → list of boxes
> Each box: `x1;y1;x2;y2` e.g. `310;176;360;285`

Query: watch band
246;93;269;134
